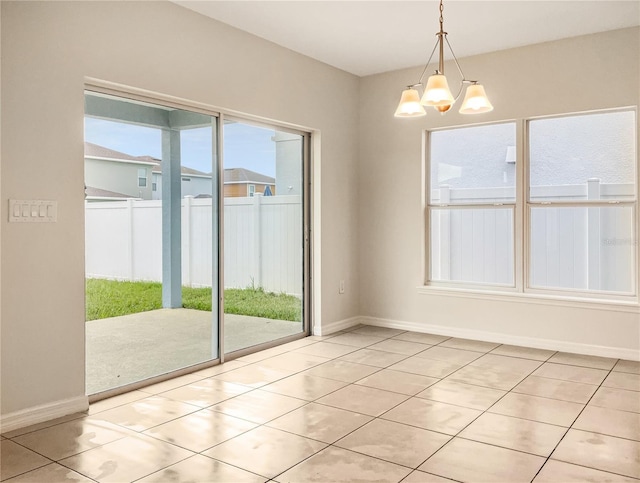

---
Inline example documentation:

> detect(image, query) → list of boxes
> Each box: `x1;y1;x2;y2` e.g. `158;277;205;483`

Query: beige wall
1;1;360;416
358;28;640;356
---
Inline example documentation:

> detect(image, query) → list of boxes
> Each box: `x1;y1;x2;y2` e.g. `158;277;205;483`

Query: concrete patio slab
86;309;302;394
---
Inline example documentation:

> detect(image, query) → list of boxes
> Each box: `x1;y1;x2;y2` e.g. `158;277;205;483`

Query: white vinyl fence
430;181;635;292
85;195;303;296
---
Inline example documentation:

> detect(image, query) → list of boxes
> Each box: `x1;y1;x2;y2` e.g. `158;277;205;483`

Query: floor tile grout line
269;439;446;482
586;397;640;415
3;437;57;462
453;434;561;459
398;469;463;483
0;456;53;482
35;460;101;483
528;363;623;482
136;452;267;483
560;423;640;444
543;455;640;481
124;451;196;483
409;350;554;475
509;379;601;405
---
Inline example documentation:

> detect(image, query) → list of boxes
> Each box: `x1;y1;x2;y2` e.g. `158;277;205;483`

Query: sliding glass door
84;91;309;395
84;91;220;395
222;120;307;354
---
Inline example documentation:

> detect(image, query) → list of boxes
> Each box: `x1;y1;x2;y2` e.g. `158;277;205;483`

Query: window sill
416;285;640;313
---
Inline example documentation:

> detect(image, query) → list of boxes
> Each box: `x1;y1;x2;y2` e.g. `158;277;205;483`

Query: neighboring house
274;131;303;196
150;164;213;200
224;168;276;197
84;142;155;200
85;142;275;200
85;142;212;200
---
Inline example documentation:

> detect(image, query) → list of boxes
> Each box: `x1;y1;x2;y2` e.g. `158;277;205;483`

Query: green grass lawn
86;279;302;322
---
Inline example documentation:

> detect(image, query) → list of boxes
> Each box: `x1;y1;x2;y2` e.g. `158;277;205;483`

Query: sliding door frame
220;115;312;361
84;80;312;398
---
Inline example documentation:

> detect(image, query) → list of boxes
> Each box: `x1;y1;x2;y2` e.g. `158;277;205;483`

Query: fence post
184;195;193;287
440;185;451;280
587;178;601;290
127;198;134;281
253;193;263;288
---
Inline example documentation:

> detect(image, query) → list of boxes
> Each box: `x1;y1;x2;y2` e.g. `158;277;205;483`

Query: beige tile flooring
2;325;640;482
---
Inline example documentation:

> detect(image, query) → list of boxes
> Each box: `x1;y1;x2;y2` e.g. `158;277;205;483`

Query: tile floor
2;325;639;482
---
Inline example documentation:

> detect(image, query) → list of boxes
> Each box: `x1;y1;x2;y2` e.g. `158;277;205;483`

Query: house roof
85;142;152;164
85;142;210;177
224;168;274;184
85;142;274;183
85;186;135;199
151;164;210;177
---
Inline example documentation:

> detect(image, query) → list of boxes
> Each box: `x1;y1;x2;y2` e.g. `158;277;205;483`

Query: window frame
524;108;638;301
425;120;520;291
137;168;147;188
424;107;638;304
248;184;256;197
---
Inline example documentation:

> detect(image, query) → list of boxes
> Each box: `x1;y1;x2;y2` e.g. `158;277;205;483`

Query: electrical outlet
339;280;345;294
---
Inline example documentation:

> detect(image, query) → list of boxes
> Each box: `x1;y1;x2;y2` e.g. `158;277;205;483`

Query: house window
248;184;256;197
182;177;191;182
528;110;637;295
152;182;157;192
428;122;516;287
138;168;147;187
426;108;637;301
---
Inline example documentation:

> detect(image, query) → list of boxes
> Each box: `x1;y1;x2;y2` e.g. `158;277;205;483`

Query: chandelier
394;0;493;117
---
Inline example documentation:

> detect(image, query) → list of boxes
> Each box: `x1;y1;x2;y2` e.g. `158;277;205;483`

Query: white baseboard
314;316;362;336
1;396;89;434
360;316;640;361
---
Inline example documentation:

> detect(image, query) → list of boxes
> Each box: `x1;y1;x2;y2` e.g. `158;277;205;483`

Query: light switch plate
9;200;57;222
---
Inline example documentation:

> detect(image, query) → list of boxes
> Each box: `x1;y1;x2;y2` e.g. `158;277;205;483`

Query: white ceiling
174;1;640;77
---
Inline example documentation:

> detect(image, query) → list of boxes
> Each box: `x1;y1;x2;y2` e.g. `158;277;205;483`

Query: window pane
430;123;516;204
530;206;635;293
529;110;636;202
430;207;514;285
223;120;304;354
84;91;220;395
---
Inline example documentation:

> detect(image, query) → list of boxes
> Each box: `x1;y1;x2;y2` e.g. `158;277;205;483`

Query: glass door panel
84;91;219;395
222;120;305;354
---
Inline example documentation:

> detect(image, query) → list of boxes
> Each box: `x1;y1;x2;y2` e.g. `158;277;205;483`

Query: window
248;184;256;197
182;177;191;182
152;182;157;192
428;122;516;287
528;110;637;295
137;168;147;187
426;108;637;301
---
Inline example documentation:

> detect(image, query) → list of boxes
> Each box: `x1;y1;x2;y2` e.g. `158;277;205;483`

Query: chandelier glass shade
395;0;493;117
394;87;426;117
